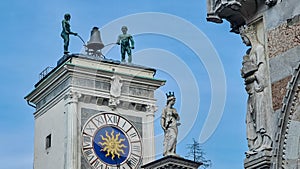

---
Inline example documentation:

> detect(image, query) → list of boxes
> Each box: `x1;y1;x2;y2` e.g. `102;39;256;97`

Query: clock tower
25;54;165;169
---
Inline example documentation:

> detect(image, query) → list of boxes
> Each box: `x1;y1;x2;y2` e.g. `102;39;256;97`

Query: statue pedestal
141;155;202;169
244;150;272;169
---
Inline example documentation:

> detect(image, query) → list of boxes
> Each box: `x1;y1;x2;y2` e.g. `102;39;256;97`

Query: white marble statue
161;92;180;156
110;75;122;97
109;75;123;108
240;26;272;156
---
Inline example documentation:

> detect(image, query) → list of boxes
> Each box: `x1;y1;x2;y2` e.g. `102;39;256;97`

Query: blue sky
0;0;248;169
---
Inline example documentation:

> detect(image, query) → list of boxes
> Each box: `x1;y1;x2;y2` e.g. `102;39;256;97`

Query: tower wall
26;55;165;169
34;99;66;169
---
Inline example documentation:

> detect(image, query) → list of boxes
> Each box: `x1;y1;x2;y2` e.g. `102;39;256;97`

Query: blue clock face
93;126;130;165
82;113;142;169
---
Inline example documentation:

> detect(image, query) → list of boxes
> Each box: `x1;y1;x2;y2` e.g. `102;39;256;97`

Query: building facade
206;0;300;168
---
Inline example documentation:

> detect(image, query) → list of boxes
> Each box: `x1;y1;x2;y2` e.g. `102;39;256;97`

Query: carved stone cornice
244;150;272;169
141;155;202;169
206;0;277;33
78;94;150;113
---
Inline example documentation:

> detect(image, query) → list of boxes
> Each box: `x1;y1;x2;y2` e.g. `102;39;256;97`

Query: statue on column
61;13;77;54
240;25;272;156
161;92;180;156
116;26;135;63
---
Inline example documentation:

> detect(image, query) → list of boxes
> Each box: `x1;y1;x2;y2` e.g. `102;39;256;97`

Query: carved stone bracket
244;150;272;169
108;96;120;109
206;0;277;33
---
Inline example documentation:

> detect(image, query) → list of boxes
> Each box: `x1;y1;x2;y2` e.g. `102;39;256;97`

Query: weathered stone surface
141;156;202;169
72;77;111;91
269;46;300;83
244;150;272;169
205;0;300;168
122;86;154;98
240;23;273;156
271;76;292;111
274;65;300;168
284;120;300;168
109;75;123;108
264;0;300;30
36;77;71;109
206;0;264;33
267;21;300;58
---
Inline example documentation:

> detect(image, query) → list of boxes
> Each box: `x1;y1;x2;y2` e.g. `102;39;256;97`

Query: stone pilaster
64;90;81;169
143;105;157;164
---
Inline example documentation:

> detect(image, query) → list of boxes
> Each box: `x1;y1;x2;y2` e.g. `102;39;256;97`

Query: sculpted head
241;35;251;46
64;13;71;20
166;92;176;106
121;26;128;34
240;25;257;45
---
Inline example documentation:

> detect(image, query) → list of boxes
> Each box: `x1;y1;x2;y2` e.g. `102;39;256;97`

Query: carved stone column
64;90;81;169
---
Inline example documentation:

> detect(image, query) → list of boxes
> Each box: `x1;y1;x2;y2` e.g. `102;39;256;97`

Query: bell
86;27;104;51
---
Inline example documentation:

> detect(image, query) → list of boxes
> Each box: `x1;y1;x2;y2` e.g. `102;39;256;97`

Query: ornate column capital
65;90;82;104
146;105;158;116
